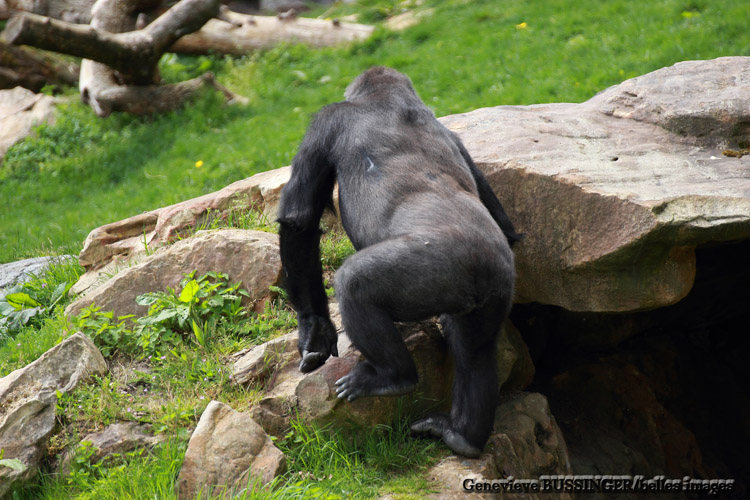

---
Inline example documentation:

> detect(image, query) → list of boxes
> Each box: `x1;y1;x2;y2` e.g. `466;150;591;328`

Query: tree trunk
4;0;220;84
0;41;78;91
171;13;375;55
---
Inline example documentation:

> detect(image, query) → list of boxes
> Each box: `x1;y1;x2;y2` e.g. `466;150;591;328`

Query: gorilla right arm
277;108;340;372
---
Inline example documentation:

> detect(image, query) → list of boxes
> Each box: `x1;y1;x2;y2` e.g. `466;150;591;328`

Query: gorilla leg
334;233;478;401
411;302;509;457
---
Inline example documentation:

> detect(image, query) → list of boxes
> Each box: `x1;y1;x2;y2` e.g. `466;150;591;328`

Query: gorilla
277;66;520;457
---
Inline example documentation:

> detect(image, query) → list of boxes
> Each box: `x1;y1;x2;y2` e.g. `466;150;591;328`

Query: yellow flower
515;22;528;30
195;160;204;168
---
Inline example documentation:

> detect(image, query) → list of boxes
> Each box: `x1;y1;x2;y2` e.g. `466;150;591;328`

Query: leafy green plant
0;281;72;336
75;271;252;357
72;307;138;357
0;449;28;473
135;271;250;350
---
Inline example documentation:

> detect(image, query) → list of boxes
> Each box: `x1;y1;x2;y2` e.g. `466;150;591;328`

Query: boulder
65;229;282;319
441;56;750;312
0;87;57;163
0;333;107;497
0;255;73;290
59;422;164;475
425;454;500;500
176;400;286;500
234;303;533;436
424;393;572;500
71;167;289;296
489;393;571;480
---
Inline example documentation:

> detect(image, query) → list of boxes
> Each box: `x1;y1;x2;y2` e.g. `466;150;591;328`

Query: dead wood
171;12;374;55
3;0;220;84
0;41;78;91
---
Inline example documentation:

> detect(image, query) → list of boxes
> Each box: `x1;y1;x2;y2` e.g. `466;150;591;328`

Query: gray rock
489;393;572;480
0;255;73;290
425;454;500;500
59;422;164;475
0;333;107;496
65;229;282;319
176;400;286;500
440;56;750;312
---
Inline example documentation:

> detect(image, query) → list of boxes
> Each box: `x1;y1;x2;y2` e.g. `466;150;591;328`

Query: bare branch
3;0;220;84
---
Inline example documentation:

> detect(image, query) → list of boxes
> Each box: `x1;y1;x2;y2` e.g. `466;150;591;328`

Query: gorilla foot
335;362;417;401
411;414;482;458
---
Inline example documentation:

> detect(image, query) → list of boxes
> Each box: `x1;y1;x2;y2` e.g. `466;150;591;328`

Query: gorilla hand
297;314;338;373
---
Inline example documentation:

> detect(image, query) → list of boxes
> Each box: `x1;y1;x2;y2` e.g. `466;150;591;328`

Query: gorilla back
277;66;519;457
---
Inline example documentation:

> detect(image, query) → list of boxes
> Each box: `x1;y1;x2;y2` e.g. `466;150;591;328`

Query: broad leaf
192;320;205;347
0;458;28;472
179;280;200;303
5;292;40;309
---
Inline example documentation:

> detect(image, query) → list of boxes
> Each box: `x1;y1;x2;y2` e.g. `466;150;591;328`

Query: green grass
2;0;749;263
0;257;439;499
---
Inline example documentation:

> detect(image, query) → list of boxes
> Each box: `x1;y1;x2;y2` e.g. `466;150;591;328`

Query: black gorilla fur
277;66;519;457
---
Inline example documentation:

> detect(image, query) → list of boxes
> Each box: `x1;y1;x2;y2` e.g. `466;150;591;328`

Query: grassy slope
2;0;749;263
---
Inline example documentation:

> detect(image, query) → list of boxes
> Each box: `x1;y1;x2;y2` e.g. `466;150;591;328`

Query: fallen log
0;41;79;91
1;0;372;116
171;13;375;55
3;0;219;84
7;0;97;23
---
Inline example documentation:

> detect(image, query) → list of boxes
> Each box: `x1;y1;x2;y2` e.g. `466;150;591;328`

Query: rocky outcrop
233;303;534;436
489;393;571;480
65;229;282;319
441;56;750;312
59;422;164;475
0;87;57;163
70;167;289;297
176;400;286;500
0;333;107;496
515;239;750;498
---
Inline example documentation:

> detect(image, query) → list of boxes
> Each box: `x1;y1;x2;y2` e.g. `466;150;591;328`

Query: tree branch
3;0;220;84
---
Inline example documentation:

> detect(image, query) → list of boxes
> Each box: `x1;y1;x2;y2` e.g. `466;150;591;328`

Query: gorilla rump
277;66;519;457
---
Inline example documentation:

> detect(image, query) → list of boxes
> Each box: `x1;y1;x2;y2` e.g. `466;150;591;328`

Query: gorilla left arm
277;109;341;373
452;133;523;246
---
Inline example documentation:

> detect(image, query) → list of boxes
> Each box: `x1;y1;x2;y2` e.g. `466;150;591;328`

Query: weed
73;271;252;357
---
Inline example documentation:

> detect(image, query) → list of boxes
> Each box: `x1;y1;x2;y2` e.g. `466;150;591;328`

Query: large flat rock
441;57;750;312
71;167;290;297
66;229;281;319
